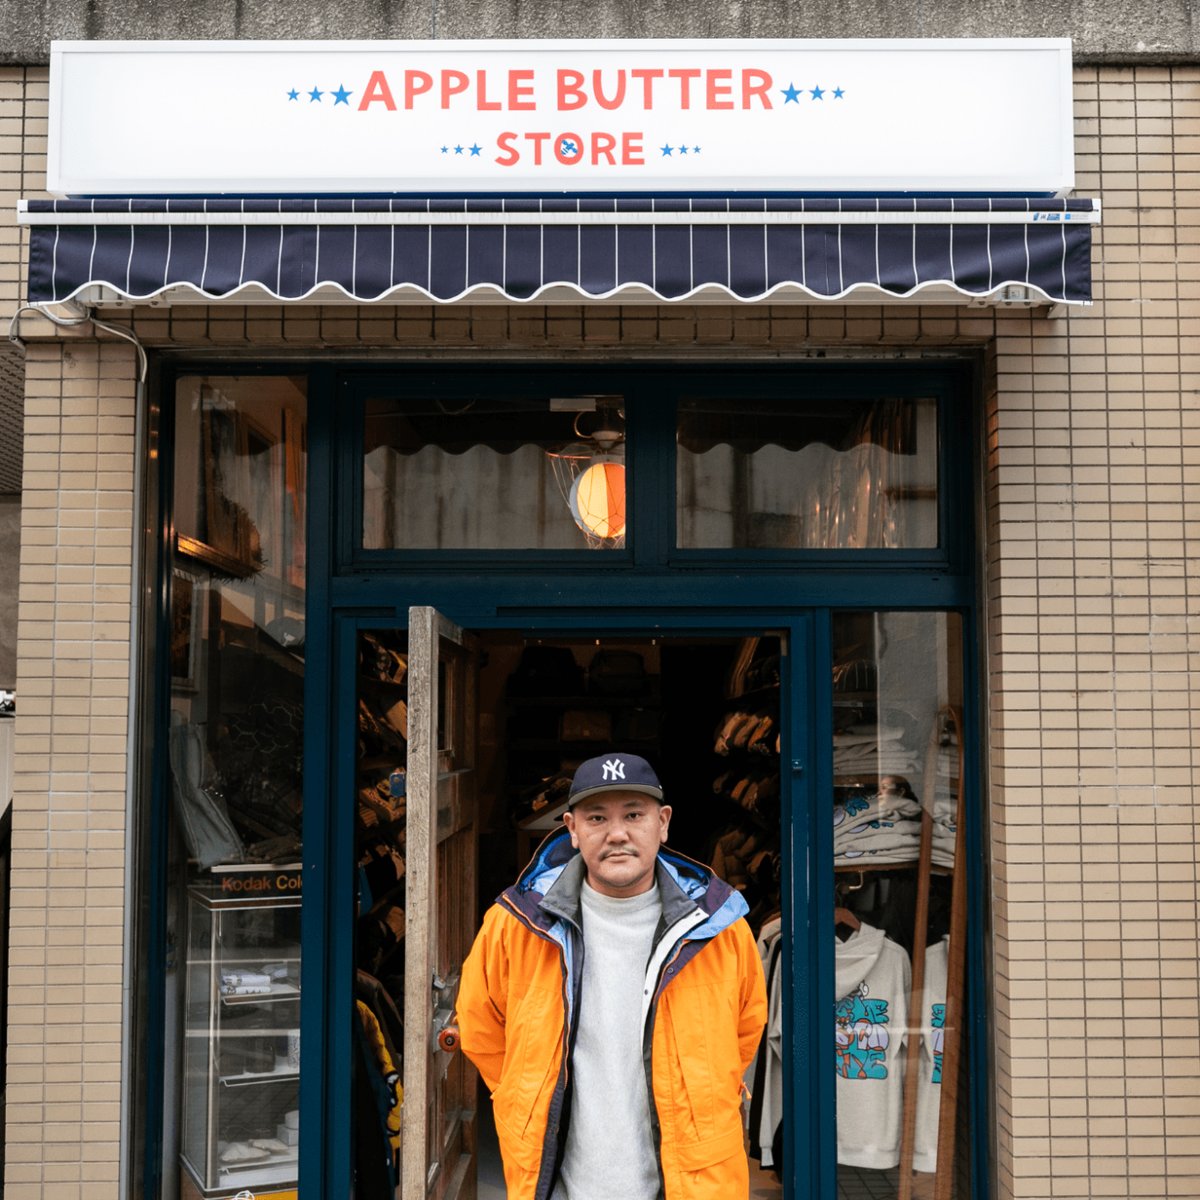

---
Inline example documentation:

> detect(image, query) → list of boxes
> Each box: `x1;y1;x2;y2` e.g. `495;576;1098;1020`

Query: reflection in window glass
353;630;409;1194
831;611;968;1199
164;376;307;1200
363;395;627;550
677;396;938;549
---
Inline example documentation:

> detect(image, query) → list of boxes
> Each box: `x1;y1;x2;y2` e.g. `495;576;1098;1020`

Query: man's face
562;791;672;898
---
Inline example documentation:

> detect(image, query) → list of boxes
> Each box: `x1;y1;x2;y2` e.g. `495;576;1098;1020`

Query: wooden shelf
835;859;954;876
517;797;572;832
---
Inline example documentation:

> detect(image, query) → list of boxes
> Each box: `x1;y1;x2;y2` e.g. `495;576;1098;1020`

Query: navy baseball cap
568;753;664;807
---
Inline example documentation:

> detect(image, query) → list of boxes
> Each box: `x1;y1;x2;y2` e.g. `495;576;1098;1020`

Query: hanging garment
167;719;245;868
835;923;911;1169
356;969;404;1069
746;918;785;1168
357;999;403;1154
913;936;950;1173
354;1004;400;1191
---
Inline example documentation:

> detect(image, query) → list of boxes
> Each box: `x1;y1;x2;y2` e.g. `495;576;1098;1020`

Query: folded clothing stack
220;961;293;996
930;806;956;869
218;1134;294;1165
834;792;921;866
834;725;922;779
221;972;271;996
833;790;955;869
277;1108;301;1146
928;740;959;868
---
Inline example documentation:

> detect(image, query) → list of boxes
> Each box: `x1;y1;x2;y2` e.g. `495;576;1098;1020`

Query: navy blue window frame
142;357;990;1200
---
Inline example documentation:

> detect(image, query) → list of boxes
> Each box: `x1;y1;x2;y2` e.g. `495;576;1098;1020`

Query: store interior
351;622;969;1199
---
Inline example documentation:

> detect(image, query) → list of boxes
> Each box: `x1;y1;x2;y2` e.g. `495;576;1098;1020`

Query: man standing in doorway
457;752;768;1200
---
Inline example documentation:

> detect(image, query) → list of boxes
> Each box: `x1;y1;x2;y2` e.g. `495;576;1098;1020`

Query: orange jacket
457;831;768;1200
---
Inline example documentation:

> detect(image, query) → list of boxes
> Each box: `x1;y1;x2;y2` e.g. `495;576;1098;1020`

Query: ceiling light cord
8;302;148;382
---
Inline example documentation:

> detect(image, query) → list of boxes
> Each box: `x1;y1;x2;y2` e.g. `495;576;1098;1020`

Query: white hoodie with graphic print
834;922;912;1169
913;935;950;1173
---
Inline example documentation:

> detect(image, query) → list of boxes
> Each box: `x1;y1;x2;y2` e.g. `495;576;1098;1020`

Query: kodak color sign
47;39;1075;195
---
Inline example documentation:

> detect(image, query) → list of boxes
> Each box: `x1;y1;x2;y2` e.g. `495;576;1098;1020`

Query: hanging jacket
456;829;767;1200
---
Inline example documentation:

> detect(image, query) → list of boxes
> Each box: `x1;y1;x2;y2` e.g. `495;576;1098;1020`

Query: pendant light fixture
546;396;627;548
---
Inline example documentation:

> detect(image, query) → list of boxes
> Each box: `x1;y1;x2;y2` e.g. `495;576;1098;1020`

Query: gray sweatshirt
551;881;663;1200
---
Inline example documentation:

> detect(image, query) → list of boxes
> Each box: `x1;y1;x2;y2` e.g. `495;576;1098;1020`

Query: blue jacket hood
503;827;749;942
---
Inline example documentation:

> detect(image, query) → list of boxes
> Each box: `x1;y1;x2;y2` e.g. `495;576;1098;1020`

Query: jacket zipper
641;936;699;1200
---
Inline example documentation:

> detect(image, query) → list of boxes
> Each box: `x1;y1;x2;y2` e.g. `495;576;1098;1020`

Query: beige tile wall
6;339;137;1199
4;62;1199;1200
984;65;1200;1200
0;64;48;326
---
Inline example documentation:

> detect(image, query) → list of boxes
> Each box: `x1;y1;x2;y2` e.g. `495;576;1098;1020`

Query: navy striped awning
19;196;1099;307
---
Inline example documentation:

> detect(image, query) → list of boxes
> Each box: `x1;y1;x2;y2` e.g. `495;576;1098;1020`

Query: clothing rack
896;705;966;1200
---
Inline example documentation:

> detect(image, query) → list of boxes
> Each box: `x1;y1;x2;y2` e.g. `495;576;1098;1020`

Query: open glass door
350;608;478;1200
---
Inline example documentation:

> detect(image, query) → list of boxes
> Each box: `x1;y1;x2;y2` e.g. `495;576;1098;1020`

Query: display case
181;868;302;1200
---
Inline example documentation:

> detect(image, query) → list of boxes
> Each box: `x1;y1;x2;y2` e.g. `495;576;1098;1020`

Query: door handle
430;970;461;1064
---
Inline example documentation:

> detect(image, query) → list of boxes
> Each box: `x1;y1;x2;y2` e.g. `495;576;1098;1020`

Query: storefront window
831;610;967;1198
163;375;307;1200
363;394;628;551
677;396;939;550
352;628;410;1195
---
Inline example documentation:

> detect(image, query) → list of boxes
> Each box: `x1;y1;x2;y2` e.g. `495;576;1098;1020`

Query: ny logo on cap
602;758;626;781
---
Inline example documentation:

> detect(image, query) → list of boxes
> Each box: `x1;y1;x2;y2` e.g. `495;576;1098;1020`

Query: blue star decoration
332;84;353;105
679;145;688;154
810;85;825;100
833;87;845;99
454;145;464;155
693;146;701;154
469;143;482;157
781;83;802;103
660;143;674;156
308;86;323;102
287;88;299;101
440;145;449;154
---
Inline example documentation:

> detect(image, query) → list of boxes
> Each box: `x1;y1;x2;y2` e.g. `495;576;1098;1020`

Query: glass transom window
677;396;939;550
363;394;627;551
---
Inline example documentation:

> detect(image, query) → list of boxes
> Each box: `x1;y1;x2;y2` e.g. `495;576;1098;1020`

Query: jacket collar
538;853;700;930
502;827;743;936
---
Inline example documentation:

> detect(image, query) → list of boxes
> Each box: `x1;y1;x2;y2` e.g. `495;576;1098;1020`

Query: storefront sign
48;39;1074;195
199;864;303;903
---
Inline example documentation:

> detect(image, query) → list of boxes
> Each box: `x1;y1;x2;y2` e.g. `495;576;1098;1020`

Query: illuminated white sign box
48;39;1075;195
